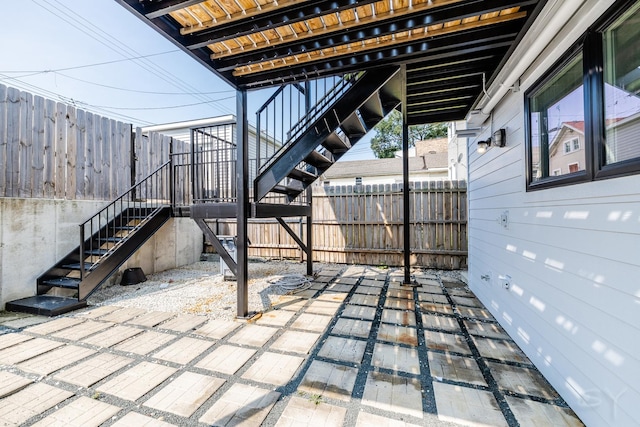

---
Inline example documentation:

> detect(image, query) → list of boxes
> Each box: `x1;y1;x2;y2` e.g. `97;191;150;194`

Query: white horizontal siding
467;2;640;426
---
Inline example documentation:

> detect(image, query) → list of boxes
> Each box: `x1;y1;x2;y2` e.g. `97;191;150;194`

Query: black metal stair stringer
254;66;402;202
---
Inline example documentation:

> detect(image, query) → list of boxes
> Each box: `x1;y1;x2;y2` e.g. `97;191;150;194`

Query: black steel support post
401;65;412;285
236;90;250;318
305;81;314;276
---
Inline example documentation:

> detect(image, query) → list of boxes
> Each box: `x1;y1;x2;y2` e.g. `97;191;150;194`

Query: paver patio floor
0;268;584;426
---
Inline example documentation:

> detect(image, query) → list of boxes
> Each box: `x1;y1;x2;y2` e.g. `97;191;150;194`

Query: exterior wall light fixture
477;128;506;154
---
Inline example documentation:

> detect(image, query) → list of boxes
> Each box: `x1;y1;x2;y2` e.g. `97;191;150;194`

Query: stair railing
255;73;362;176
79;161;171;280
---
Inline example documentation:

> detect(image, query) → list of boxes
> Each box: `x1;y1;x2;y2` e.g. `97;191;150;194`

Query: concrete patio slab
0;265;583;427
98;307;147;323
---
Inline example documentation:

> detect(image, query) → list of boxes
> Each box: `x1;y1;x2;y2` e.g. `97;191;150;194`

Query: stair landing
5;296;87;316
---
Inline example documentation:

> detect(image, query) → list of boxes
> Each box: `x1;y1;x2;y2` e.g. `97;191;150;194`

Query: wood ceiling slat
208;0;465;59
232;10;527;76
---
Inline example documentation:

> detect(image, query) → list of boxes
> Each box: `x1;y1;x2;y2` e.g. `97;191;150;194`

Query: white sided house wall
466;1;639;426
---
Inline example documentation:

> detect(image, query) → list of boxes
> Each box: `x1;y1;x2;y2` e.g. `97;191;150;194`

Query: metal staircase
254;66;402;202
6;163;173;316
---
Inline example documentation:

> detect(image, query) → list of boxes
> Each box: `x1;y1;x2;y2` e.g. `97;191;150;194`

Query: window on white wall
525;0;640;189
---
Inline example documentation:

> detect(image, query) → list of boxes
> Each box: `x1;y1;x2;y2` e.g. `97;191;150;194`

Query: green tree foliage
370;110;448;158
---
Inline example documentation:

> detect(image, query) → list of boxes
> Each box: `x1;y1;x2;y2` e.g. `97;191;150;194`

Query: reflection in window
603;2;640;165
529;54;585;182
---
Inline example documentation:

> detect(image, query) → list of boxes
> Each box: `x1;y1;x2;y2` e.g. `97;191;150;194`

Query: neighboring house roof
323;154;448;179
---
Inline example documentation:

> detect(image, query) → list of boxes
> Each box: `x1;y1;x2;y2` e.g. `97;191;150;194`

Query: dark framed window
526;0;640;190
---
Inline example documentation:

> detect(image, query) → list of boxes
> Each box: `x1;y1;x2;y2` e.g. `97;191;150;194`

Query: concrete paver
195;344;256;375
0;333;32;350
318;336;367;363
157;313;207;332
31;396;120;427
341;305;376;320
488;362;559;399
434;382;508;426
299;360;358;401
420;302;455;315
272;296;308;312
506;396;584;427
126;311;176;327
349;294;379;306
98;307;147;323
194;319;241;339
82;324;143;348
228;324;278;347
424;330;472;355
114;330;176;355
305;300;342;315
75;305;120;318
97;361;177;401
472;337;531;364
270;330;320;354
111;412;177;427
417;293;449;304
257;309;295;327
52;320;112;340
290;313;332;332
200;383;280;426
378;324;418;346
464;319;510;339
242;352;304;386
422;313;460;332
0;337;64;365
381;309;416;327
17;344;96;375
153;336;214;364
355;410;422;427
317;292;349;303
428;352;487;386
0;383;73;426
25;317;84;335
144;371;224;417
371;342;420;374
456;306;496;321
331;317;372;338
353;285;382;295
275;396;347;427
0;371;32;398
362;371;423;418
55;353;134;387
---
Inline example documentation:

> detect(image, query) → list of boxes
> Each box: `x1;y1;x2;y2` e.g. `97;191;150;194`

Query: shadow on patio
0;265;583;426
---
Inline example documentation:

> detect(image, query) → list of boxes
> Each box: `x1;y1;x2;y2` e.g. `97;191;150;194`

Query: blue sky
0;0;376;160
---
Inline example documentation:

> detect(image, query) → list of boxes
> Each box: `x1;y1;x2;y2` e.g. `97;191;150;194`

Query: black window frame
525;0;640;191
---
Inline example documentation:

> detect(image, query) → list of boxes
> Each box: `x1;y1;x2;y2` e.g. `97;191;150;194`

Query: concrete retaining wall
0;198;202;309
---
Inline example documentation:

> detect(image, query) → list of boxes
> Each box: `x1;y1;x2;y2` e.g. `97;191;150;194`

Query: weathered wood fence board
0;82;189;201
216;181;468;269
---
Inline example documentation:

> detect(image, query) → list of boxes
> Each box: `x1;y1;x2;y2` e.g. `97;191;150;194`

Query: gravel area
88;256;466;320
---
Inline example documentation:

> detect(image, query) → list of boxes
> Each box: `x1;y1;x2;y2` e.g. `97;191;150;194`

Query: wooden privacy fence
216;181;468;269
0;82;186;201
